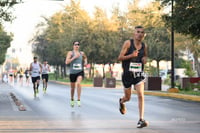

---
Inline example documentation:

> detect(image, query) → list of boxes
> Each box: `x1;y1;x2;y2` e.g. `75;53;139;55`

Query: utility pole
171;0;175;88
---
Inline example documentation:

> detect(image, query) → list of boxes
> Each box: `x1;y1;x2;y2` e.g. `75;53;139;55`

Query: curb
50;80;121;88
50;80;200;102
133;91;200;102
50;80;93;87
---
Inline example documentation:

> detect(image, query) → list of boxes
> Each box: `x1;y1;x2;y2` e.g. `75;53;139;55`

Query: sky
4;0;152;67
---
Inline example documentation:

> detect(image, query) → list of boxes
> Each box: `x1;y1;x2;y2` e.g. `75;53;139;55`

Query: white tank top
31;62;40;77
42;64;49;74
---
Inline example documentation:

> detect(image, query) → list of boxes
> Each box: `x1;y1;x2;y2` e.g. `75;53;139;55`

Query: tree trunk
109;63;113;78
91;63;94;78
102;64;105;79
63;63;66;78
194;56;200;77
55;65;59;80
156;60;160;76
61;64;64;79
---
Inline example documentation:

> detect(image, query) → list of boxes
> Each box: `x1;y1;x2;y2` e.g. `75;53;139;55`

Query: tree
174;33;200;76
0;0;22;23
189;41;200;77
145;27;171;76
158;0;200;38
126;0;170;76
0;26;12;64
86;7;122;78
32;0;91;78
0;0;20;65
127;0;165;31
32;16;66;79
31;0;171;79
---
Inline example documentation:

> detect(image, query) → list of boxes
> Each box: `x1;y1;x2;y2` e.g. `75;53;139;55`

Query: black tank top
122;39;145;72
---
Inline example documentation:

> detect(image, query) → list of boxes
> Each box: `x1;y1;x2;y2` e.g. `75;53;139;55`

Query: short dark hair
73;41;80;45
135;26;144;29
33;56;37;59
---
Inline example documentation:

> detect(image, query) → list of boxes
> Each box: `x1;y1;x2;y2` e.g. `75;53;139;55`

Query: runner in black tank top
118;26;148;128
122;39;145;74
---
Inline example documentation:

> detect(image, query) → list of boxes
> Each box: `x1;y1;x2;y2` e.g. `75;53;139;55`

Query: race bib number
73;63;82;70
129;63;142;72
33;71;39;73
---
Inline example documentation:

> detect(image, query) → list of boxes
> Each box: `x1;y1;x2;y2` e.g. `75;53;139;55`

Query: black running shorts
42;74;49;82
69;71;84;82
31;76;40;83
122;71;145;88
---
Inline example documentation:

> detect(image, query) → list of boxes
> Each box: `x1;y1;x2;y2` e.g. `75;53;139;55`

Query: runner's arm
29;63;32;71
39;64;42;74
29;63;32;75
65;51;74;64
82;52;88;66
118;40;132;61
142;44;148;64
48;64;51;72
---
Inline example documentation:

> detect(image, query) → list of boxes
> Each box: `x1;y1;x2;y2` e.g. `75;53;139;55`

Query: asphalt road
0;81;200;133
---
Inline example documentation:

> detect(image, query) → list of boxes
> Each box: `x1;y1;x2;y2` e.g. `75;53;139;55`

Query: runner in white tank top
41;60;50;94
30;56;42;98
31;63;40;77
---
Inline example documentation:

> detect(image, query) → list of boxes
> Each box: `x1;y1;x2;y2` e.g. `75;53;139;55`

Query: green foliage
163;76;171;85
179;90;200;96
144;64;158;77
145;27;171;61
158;0;200;38
184;61;196;77
32;0;123;67
145;27;171;76
0;26;12;64
174;33;200;76
32;0;169;66
179;82;200;96
175;57;187;68
0;0;21;65
127;0;164;28
175;57;195;77
0;0;22;23
32;0;194;79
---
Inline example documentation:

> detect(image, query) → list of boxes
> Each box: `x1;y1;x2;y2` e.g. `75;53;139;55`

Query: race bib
129;63;142;72
73;63;82;70
33;71;39;73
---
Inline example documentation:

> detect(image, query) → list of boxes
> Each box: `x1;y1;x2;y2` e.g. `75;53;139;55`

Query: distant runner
41;60;50;94
30;56;42;98
65;41;87;107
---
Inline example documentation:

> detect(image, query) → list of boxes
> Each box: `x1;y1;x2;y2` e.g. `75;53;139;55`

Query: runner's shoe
77;100;81;107
119;98;126;114
70;100;74;107
34;93;37;98
43;88;46;94
137;119;148;128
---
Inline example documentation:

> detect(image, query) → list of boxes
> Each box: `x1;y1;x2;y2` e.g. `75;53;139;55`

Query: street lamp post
171;0;175;88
